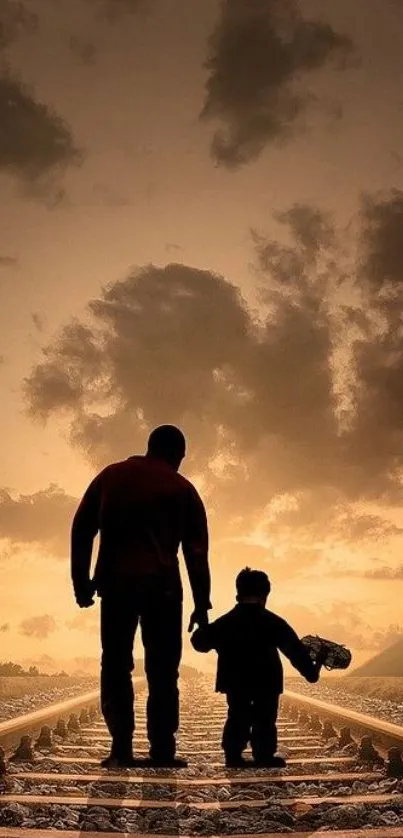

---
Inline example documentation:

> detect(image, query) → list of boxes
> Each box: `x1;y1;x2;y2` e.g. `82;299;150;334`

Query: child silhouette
191;567;325;768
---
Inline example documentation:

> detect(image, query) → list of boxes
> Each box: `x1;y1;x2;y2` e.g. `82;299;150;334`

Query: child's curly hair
236;567;271;598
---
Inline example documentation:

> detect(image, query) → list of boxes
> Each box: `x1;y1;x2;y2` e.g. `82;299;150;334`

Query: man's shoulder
98;457;200;498
175;472;204;500
95;456;146;486
98;456;141;477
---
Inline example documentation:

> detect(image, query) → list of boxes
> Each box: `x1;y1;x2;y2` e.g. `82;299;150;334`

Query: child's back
192;600;319;694
191;568;323;768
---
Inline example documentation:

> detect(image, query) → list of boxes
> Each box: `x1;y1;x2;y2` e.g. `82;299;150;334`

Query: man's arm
181;483;211;631
71;475;102;607
276;618;324;683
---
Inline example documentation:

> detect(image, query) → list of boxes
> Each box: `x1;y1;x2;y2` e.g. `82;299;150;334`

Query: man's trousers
100;589;182;760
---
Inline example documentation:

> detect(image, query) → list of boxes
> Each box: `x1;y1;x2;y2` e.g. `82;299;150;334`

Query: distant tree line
134;660;202;680
0;661;68;677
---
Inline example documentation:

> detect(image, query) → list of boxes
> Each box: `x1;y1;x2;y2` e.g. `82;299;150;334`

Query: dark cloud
301;511;403;550
0;485;78;558
19;614;57;639
0;623;10;632
337;514;403;545
22;192;403;549
201;0;352;168
0;72;81;184
22;239;331;543
344;190;403;503
0;6;78;191
359;191;403;293
0;1;37;50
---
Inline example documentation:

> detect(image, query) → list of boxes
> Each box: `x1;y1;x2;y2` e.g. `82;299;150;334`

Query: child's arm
276;620;326;683
191;623;217;653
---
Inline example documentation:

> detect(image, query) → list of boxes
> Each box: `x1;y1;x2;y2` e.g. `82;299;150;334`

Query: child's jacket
191;603;319;694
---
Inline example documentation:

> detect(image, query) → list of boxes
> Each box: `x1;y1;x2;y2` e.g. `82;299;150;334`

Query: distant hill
352;636;403;676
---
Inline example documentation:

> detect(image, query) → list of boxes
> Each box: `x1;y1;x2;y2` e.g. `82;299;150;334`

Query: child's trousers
222;689;279;760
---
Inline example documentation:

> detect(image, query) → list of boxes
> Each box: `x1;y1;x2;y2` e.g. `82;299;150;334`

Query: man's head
147;425;186;470
236;567;271;605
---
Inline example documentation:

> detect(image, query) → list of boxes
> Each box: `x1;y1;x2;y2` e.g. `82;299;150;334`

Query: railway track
0;676;403;837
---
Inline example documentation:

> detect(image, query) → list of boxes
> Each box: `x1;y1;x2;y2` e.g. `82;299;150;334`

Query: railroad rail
0;677;403;837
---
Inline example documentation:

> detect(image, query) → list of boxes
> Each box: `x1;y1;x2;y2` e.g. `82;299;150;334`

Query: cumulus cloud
0;485;78;558
201;0;352;168
0;72;81;185
359;191;403;293
22;191;403;559
19;614;57;639
0;3;80;188
0;5;78;190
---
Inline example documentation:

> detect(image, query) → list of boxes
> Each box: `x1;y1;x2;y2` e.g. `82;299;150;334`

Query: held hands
188;608;209;633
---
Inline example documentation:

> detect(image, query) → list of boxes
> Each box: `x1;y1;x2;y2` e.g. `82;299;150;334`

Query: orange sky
1;0;403;674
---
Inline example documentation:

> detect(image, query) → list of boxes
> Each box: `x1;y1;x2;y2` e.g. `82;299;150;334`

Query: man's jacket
191;603;319;693
71;454;211;609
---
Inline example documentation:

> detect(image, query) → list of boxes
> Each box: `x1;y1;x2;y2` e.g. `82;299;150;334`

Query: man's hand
188;608;209;633
75;580;96;609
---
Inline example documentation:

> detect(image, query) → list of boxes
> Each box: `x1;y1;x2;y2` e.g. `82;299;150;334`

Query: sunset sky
2;0;403;674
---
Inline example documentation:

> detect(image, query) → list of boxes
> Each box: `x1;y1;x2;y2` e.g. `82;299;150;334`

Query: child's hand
315;646;328;669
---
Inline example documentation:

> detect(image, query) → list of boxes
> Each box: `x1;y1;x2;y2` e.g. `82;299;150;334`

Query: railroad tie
2;678;403;838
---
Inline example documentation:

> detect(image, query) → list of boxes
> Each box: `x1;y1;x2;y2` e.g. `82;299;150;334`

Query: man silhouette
71;425;211;768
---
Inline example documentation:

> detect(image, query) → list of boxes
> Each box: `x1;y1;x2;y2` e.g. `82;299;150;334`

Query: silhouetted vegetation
0;661;68;677
133;659;202;681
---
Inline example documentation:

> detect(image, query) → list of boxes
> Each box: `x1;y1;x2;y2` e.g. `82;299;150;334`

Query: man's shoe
225;755;249;768
100;753;145;769
254;754;287;768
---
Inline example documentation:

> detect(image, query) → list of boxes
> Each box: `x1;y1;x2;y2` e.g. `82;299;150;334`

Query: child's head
236;567;271;605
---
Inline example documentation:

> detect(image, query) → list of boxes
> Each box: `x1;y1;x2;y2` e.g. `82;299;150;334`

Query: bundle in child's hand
301;634;352;670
